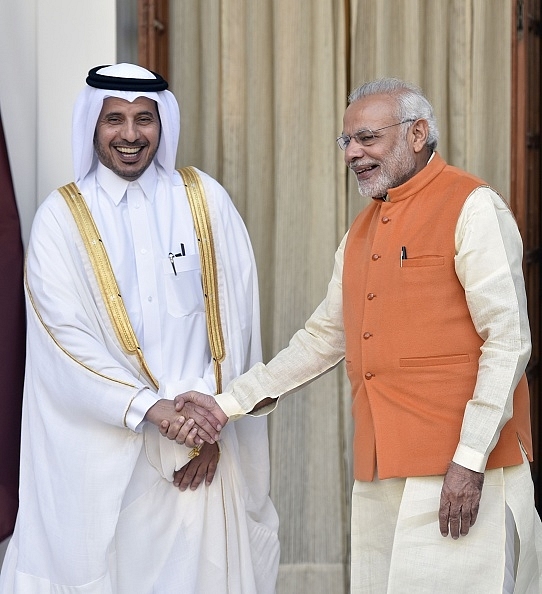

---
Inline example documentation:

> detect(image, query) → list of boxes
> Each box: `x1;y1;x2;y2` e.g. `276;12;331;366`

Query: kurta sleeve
216;233;348;418
452;187;531;472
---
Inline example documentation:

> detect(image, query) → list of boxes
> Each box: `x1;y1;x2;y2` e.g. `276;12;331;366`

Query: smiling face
93;96;161;181
342;93;428;198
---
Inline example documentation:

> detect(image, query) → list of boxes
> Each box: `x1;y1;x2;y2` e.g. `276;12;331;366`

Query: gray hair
348;78;439;151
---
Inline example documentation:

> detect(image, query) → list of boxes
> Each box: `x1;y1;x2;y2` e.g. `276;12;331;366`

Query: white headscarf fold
71;63;180;183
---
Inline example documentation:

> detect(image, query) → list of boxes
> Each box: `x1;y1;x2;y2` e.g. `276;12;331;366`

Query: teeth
116;146;141;154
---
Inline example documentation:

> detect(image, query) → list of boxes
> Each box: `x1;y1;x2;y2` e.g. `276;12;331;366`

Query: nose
344;139;365;164
120;119;140;143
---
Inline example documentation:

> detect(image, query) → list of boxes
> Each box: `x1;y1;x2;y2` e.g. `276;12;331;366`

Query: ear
410;119;429;153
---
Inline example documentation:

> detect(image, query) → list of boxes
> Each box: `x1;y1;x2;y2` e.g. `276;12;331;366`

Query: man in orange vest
165;78;542;593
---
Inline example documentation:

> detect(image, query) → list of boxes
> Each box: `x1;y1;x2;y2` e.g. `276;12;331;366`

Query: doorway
511;0;542;509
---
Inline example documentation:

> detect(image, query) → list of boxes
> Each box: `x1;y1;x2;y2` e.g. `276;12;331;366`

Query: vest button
363;332;372;339
367;293;376;300
371;254;380;260
364;372;374;379
381;216;390;223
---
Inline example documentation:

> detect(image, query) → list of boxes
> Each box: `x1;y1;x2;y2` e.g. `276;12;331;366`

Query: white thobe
0;163;279;593
82;162;217;425
215;186;542;593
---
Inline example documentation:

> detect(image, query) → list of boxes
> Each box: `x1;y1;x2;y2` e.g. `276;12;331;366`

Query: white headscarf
72;63;180;183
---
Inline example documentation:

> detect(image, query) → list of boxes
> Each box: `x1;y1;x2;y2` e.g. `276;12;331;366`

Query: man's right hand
146;397;222;445
159;391;229;447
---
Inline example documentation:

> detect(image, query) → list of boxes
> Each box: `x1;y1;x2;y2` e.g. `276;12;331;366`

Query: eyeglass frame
336;119;417;151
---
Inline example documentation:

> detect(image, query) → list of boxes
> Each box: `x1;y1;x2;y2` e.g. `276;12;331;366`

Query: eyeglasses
336;119;416;150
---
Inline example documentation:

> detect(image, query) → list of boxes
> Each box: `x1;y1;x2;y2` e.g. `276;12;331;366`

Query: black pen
169;252;177;275
400;246;407;267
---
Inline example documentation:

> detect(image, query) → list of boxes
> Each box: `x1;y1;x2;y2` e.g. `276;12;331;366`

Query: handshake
145;391;228;448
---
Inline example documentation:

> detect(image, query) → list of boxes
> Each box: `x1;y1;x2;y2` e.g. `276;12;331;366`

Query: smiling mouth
115;146;144;156
356;164;377;174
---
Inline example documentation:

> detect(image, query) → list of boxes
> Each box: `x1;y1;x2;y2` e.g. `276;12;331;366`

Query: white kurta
215;186;542;592
0;164;279;593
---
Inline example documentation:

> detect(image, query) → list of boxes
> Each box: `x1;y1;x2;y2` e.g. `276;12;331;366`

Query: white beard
355;138;417;198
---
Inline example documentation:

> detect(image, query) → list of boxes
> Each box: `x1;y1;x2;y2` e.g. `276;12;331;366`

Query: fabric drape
171;3;350;591
348;0;511;220
0;108;25;542
169;2;513;592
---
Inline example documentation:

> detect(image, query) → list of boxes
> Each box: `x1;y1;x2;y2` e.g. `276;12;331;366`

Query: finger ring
188;444;202;459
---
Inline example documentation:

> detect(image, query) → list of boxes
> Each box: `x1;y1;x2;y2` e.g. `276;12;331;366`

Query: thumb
174;395;186;411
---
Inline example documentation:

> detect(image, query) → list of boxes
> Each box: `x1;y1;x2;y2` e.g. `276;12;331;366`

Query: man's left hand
439;461;484;539
172;442;220;491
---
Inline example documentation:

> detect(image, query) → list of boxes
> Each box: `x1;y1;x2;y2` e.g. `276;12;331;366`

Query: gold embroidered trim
179;167;225;393
25;265;137;391
221;476;230;589
58;182;159;390
123;394;138;428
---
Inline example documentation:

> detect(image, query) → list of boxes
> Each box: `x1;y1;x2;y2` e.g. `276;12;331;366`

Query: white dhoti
351;455;542;593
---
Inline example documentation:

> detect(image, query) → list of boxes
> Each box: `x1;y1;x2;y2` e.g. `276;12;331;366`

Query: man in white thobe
0;63;279;594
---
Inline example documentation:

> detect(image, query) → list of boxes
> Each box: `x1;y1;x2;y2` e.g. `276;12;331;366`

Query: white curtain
349;0;511;220
170;2;511;592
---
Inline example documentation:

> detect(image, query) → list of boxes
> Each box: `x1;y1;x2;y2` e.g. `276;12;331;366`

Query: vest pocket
399;353;470;367
401;255;444;267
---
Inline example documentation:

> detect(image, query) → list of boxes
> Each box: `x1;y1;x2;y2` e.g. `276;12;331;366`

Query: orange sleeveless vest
343;153;532;481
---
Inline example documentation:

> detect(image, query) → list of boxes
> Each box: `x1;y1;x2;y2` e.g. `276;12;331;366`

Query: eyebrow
103;110;157;118
341;127;372;136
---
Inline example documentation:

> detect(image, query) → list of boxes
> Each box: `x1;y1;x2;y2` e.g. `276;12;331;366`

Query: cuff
215;391;279;420
215;391;249;419
452;443;488;473
124;387;159;432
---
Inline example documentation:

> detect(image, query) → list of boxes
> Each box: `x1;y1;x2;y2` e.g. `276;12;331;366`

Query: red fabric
0;108;25;541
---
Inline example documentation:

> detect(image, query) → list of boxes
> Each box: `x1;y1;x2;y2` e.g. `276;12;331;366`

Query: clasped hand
144;393;226;490
147;390;228;448
149;397;485;538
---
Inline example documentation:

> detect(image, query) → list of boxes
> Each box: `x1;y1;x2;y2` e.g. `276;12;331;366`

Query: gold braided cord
25;265;138;391
58;183;159;390
179;167;225;393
